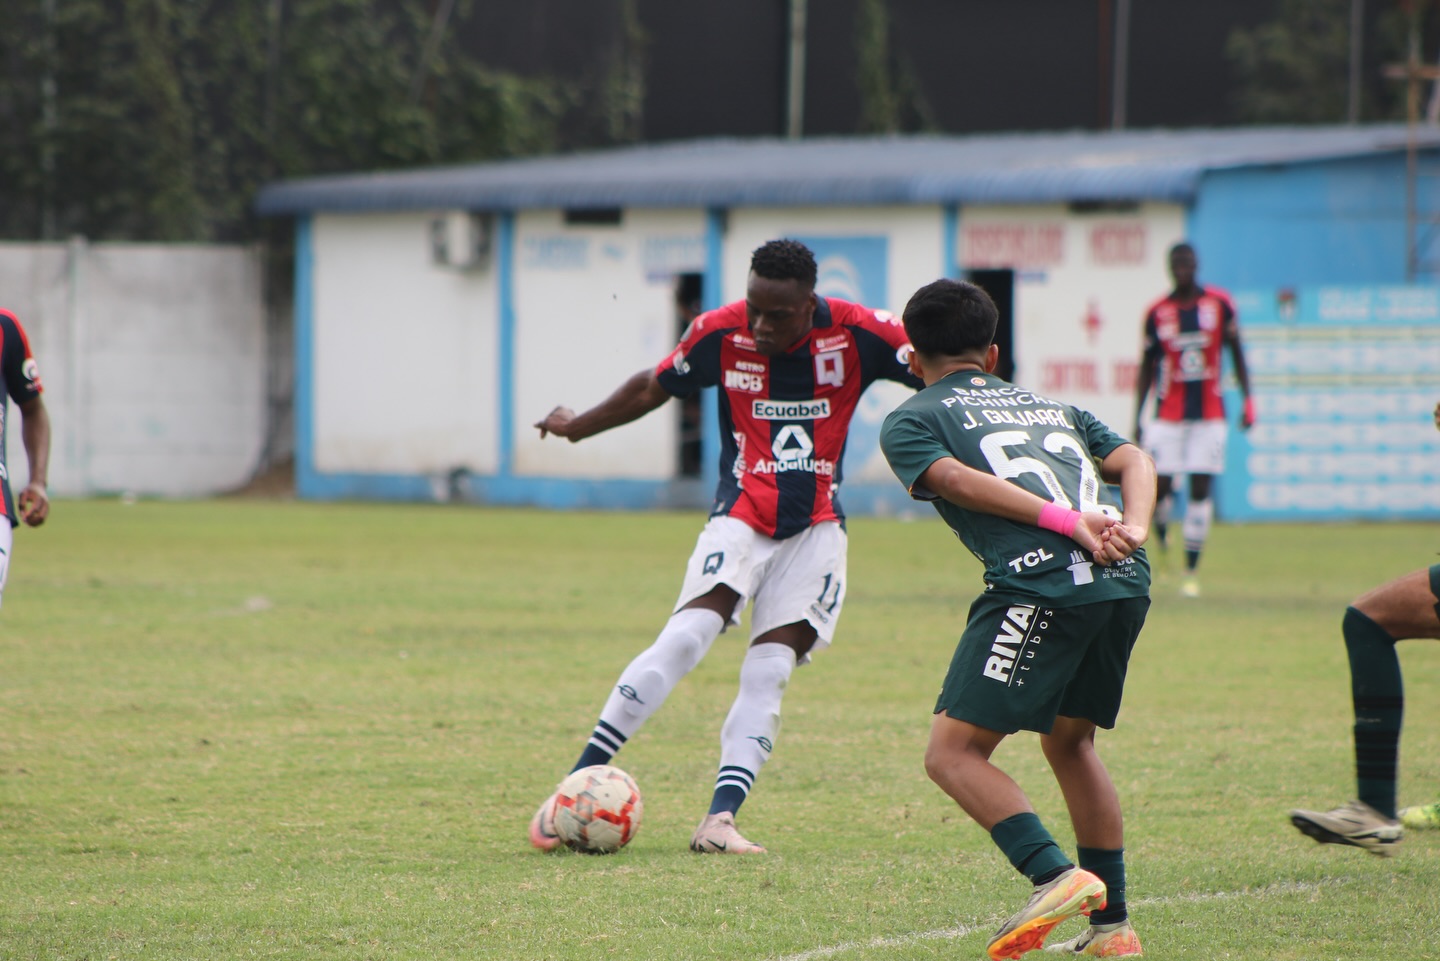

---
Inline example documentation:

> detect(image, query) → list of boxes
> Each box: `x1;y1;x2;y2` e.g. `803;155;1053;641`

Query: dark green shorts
935;594;1151;735
1429;564;1440;622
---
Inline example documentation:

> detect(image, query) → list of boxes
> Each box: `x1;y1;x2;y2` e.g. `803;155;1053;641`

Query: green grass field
1;499;1437;960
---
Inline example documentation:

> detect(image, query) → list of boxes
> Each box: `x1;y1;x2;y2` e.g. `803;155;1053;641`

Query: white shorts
1144;419;1228;476
674;515;847;653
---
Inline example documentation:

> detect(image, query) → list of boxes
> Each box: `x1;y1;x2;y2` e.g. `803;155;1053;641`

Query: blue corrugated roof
255;125;1437;215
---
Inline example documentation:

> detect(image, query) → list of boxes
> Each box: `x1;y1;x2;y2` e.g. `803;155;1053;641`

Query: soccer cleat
528;792;562;851
1179;575;1201;598
1289;799;1403;856
1399;802;1440;830
1045;921;1143;956
689;811;767;854
987;867;1107;960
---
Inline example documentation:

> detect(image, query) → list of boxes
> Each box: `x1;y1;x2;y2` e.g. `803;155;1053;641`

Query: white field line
771;880;1326;961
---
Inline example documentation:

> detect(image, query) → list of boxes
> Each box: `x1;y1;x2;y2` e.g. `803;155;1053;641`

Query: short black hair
1169;241;1195;259
902;278;998;357
750;239;817;288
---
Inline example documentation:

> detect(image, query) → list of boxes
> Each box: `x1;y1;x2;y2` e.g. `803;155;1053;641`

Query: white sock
1182;497;1213;562
715;643;797;799
591;608;724;750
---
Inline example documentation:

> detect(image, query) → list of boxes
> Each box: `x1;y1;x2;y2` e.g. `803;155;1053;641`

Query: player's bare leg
1291;568;1440;855
1152;474;1175;554
1362;570;1440;831
926;715;1104;959
925;713;1028;829
1041;716;1140;955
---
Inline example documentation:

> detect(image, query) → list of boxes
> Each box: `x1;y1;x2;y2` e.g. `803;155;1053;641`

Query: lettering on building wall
1041;360;1101;393
961;224;1065;268
1088;223;1146;266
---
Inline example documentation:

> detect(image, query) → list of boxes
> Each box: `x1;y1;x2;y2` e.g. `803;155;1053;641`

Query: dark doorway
675;273;704;477
966;269;1015;382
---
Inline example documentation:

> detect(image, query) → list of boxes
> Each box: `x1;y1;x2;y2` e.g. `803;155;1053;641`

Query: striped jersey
1141;285;1239;422
655;296;921;539
0;310;43;528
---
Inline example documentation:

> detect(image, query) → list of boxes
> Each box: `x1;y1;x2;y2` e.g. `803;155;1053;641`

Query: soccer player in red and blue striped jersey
1132;243;1254;597
0;308;51;607
528;239;921;853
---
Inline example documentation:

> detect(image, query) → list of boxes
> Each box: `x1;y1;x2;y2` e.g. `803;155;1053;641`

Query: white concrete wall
311;212;500;475
510;208;707;479
959;203;1187;433
0;240;267;497
300;202;1187;500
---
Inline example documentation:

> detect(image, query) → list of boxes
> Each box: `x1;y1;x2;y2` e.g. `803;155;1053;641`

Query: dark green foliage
1227;0;1440;124
0;0;567;242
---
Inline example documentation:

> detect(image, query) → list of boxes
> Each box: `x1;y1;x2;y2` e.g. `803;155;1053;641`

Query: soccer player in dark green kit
880;279;1155;959
1288;400;1440;854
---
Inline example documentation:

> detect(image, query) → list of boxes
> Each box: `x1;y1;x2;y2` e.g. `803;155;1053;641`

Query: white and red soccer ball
552;764;643;854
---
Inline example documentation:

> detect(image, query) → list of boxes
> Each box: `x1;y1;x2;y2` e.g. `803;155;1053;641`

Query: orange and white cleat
987;868;1107;960
1045;920;1143;956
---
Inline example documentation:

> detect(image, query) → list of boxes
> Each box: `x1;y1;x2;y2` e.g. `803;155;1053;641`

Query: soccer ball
552;764;643;854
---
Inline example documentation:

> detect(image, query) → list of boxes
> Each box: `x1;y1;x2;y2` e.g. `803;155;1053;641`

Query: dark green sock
1344;606;1403;819
990;812;1071;883
1077;846;1126;925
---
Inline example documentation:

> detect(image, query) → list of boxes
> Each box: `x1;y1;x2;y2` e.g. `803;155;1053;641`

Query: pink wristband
1037;502;1082;538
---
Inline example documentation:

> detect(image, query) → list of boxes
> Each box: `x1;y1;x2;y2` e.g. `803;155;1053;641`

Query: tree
1227;0;1356;123
0;0;568;242
1228;0;1440;124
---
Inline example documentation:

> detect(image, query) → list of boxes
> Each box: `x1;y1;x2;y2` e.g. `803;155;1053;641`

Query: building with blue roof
257;125;1440;521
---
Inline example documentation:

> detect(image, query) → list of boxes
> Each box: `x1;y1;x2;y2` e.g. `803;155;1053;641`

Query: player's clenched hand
1096;523;1147;564
1072;512;1117;565
18;482;47;527
535;406;579;441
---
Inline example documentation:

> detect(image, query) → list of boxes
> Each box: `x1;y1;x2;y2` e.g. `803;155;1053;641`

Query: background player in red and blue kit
528;239;921;854
1132;242;1254;597
0;309;51;605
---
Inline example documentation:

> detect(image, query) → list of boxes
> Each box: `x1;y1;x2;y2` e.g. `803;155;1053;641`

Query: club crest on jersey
814;351;844;387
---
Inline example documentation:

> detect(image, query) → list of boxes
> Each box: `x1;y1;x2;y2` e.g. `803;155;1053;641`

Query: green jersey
880;370;1149;604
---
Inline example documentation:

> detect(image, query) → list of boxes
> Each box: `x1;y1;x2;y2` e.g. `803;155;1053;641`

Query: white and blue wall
290;149;1440;520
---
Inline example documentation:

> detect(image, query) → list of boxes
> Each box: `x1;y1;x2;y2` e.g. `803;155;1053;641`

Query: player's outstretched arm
535;369;671;442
